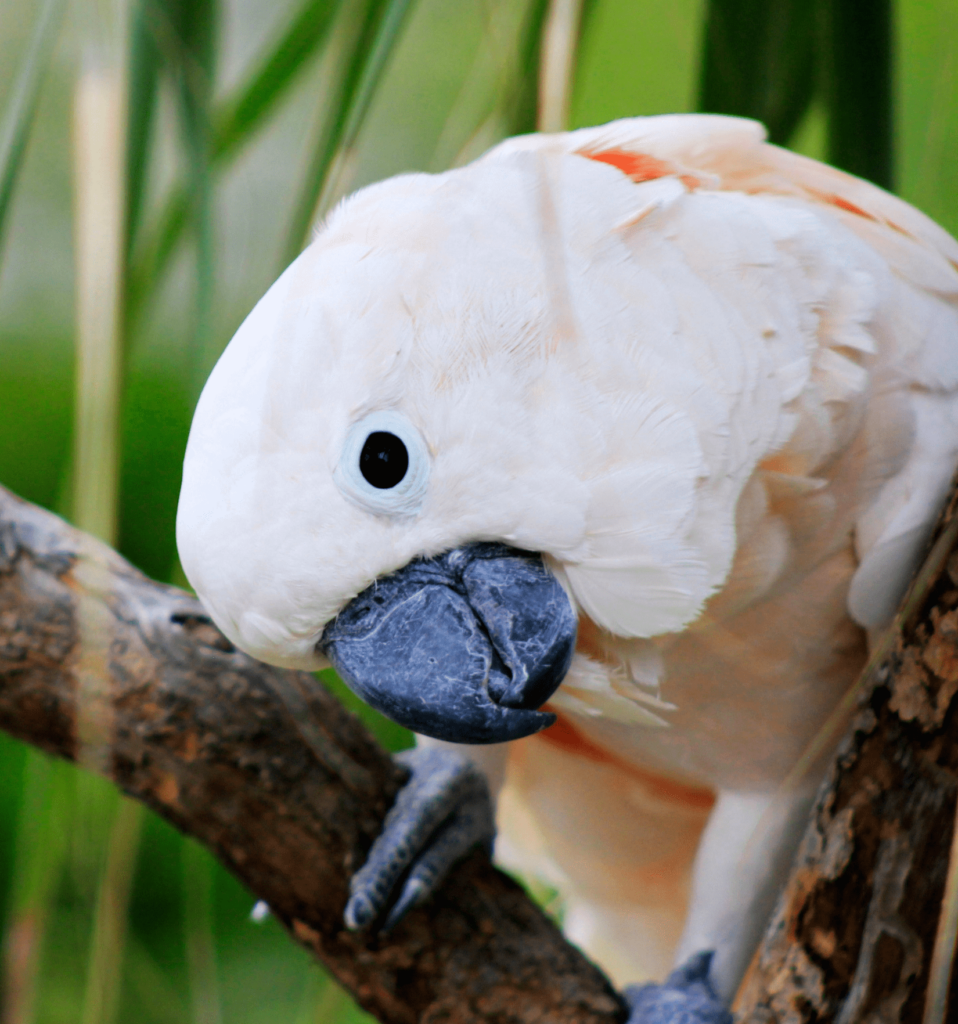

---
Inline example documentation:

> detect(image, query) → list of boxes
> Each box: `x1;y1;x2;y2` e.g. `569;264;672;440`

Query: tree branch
7;468;958;1024
0;485;624;1024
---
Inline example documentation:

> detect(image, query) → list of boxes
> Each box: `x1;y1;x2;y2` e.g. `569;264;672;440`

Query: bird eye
360;431;408;488
334;411;430;515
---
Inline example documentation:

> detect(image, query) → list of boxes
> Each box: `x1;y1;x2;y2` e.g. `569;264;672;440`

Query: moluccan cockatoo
176;115;958;1023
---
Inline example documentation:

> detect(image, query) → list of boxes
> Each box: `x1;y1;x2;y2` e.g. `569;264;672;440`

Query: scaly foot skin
348;756;731;1024
624;952;733;1024
345;746;495;932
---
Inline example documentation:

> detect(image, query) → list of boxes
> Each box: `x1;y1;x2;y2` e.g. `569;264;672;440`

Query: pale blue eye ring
333;411;430;515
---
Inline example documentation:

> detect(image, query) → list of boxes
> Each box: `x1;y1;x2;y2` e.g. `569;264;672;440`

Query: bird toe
346;746;494;932
623;952;732;1024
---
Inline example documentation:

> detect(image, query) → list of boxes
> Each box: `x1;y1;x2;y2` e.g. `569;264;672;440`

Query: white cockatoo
176;114;958;1022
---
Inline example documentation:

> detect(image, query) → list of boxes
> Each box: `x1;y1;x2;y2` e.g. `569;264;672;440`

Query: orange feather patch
807;189;879;223
583;148;674;180
828;195;877;221
582;148;702;190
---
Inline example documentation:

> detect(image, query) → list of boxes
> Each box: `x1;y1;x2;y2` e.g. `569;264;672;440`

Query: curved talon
623;952;732;1024
382;789;494;931
345;746;495;931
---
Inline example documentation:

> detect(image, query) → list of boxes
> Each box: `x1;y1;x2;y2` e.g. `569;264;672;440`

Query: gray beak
319;542;577;744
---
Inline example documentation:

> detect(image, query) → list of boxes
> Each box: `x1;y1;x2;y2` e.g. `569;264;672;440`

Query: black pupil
359;432;409;489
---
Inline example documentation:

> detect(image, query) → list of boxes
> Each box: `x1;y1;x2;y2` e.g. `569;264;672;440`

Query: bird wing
487;115;958;633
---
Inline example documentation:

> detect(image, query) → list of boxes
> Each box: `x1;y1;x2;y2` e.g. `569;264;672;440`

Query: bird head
177;141;715;743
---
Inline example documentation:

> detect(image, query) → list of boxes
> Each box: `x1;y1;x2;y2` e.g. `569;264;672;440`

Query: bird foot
624;952;732;1024
345;746;495;932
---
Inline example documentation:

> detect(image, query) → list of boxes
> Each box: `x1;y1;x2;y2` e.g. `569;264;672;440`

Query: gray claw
624;952;732;1024
345;747;494;931
381;789;494;931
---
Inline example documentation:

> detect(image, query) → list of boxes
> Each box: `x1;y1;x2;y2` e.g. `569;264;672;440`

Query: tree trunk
736;481;958;1023
0;484;624;1024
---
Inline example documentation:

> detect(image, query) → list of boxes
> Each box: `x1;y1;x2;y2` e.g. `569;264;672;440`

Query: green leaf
696;0;817;146
80;799;145;1024
505;0;553;137
124;0;163;263
130;0;219;391
182;840;221;1024
504;0;599;139
169;0;219;393
820;0;894;189
126;0;346;336
214;0;344;162
0;0;67;263
282;0;419;266
698;0;894;188
125;189;190;338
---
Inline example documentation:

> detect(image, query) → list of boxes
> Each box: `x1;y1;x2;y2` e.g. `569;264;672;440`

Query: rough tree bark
735;482;958;1023
0;484;624;1024
2;473;958;1024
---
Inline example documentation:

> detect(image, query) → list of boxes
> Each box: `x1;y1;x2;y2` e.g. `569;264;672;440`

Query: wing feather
488;115;958;634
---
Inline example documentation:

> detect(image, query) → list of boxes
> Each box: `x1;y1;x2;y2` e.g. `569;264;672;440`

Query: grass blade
2;753;71;1024
80;799;145;1024
168;0;219;395
427;0;588;181
125;0;219;392
429;0;544;172
537;0;586;132
507;0;550;136
124;0;163;263
121;12;225;1001
821;0;894;189
213;0;343;162
125;934;190;1020
73;31;151;1022
0;0;67;264
72;60;126;545
183;841;221;1024
126;0;345;338
506;0;566;138
697;0;817;146
125;188;190;338
282;0;418;265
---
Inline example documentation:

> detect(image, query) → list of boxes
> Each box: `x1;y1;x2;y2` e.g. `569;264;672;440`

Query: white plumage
177;114;958;1003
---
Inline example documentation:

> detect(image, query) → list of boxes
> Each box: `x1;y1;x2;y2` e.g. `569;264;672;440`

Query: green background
0;0;956;1019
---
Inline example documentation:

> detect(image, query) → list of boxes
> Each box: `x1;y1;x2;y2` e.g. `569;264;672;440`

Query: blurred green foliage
0;0;957;1020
